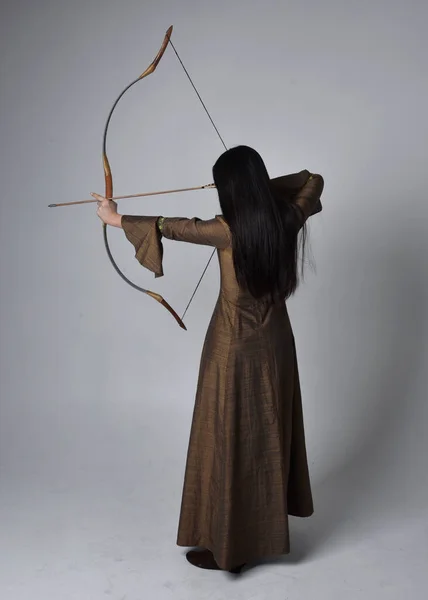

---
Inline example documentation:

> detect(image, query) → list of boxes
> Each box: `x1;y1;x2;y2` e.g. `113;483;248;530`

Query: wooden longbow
99;25;227;329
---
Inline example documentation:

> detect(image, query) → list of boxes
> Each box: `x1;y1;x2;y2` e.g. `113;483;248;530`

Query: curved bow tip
138;25;174;79
161;298;187;330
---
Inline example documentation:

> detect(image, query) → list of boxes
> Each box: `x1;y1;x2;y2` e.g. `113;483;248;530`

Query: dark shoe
229;563;246;574
186;549;221;570
186;549;246;573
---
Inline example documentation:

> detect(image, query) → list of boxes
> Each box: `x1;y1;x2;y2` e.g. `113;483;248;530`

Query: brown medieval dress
121;171;324;570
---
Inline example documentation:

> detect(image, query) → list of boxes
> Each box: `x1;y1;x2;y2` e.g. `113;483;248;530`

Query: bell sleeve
121;215;164;277
121;214;230;278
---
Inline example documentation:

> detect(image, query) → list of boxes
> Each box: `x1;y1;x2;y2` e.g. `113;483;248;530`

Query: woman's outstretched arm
92;193;230;277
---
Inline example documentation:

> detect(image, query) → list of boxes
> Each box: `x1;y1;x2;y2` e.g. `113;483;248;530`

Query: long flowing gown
121;170;324;570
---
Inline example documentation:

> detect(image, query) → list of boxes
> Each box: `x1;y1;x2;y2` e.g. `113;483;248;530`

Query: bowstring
168;38;228;322
168;39;228;152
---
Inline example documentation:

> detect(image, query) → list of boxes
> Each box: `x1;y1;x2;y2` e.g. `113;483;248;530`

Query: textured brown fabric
121;172;324;570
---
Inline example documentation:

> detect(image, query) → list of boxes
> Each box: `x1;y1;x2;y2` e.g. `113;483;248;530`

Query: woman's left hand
92;193;122;227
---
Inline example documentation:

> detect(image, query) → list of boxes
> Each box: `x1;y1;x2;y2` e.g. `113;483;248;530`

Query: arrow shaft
48;183;216;207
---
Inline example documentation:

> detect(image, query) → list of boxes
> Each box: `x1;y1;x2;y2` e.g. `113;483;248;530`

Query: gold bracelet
157;216;165;232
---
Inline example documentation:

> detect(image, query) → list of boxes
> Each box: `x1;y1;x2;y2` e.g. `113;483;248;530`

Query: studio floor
1;466;426;600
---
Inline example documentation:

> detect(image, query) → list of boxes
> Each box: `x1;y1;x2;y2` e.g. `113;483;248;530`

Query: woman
93;145;324;573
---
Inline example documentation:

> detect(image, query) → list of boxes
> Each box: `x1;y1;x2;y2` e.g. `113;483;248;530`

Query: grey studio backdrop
0;1;427;599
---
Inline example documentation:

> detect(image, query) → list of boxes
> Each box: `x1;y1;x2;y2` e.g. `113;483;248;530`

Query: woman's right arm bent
293;173;324;224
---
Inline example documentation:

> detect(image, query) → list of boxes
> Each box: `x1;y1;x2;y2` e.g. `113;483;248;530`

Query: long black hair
212;145;308;300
